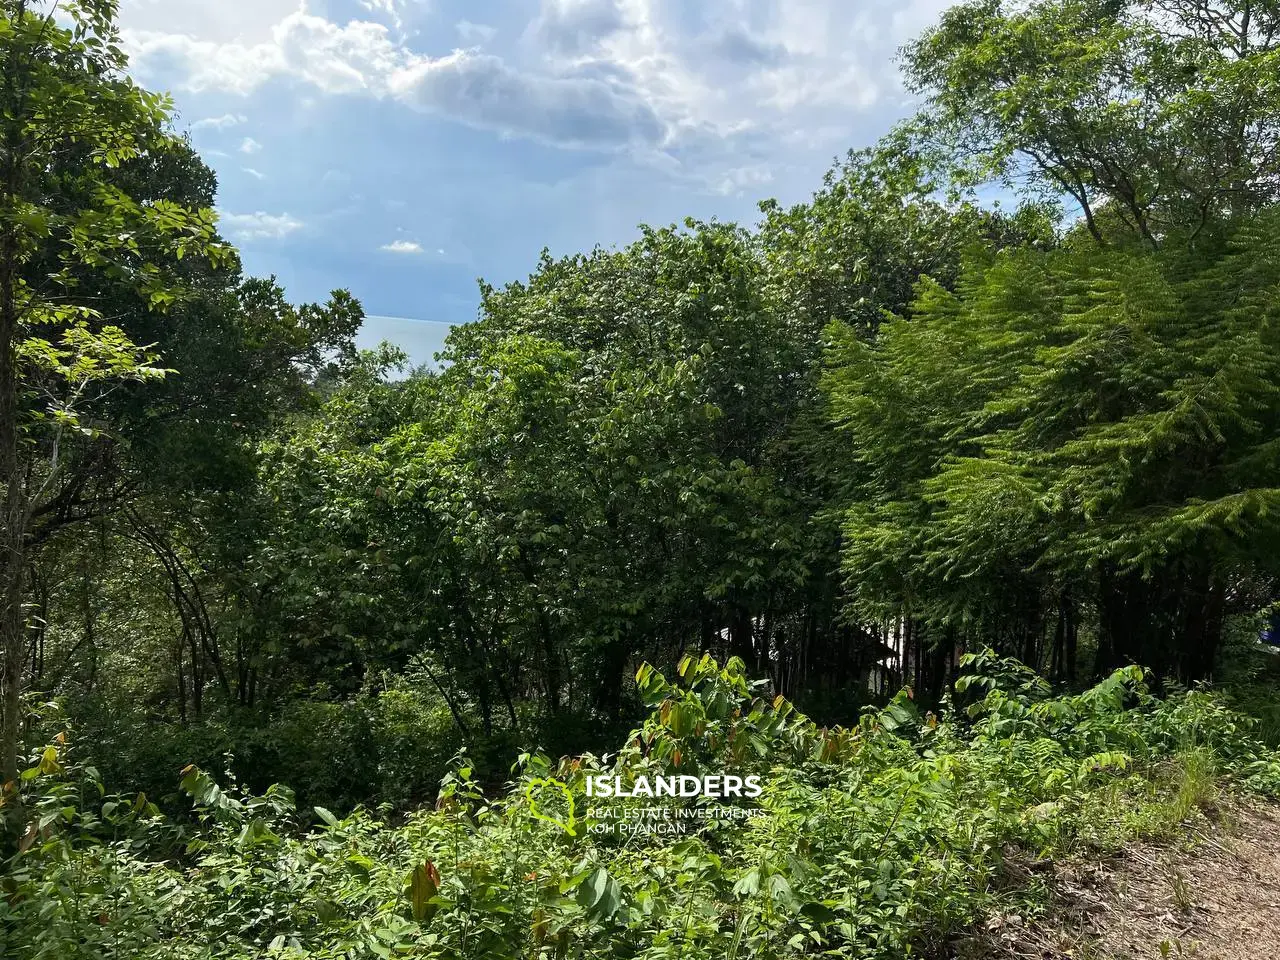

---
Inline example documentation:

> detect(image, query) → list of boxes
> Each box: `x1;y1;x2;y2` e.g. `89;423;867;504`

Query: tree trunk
728;605;755;673
0;125;24;790
1180;565;1226;683
591;635;629;718
1;0;32;789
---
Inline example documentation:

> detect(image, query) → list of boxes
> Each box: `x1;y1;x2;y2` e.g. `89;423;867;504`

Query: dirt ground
969;803;1280;959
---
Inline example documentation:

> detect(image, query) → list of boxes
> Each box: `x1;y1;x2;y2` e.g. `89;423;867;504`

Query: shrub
4;651;1278;959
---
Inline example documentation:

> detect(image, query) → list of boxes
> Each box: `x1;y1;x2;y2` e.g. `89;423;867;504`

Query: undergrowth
4;650;1280;959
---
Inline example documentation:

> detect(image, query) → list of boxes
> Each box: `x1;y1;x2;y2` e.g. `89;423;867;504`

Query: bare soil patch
968;803;1280;959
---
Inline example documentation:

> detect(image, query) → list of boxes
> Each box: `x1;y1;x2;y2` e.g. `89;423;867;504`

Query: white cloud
191;112;247;130
125;8;666;150
240;137;263;154
125;11;408;96
272;13;406;94
123;30;284;95
243;167;266;179
360;0;399;18
457;20;497;44
122;0;941;163
218;210;303;240
388;51;664;149
120;0;298;44
712;164;774;197
381;240;425;254
359;0;424;30
550;0;890;141
532;0;627;54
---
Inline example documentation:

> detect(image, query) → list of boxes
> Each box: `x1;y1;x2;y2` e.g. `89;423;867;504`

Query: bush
5;651;1279;960
56;679;464;814
55;676;636;816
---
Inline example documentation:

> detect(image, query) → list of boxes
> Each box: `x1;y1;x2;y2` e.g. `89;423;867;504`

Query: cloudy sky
117;0;950;366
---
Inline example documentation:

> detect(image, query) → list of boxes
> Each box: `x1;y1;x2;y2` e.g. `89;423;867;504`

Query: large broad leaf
575;866;622;920
732;867;761;898
408;861;441;923
878;690;921;734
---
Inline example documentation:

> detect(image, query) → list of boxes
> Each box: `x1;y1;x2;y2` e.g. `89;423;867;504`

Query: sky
116;0;952;367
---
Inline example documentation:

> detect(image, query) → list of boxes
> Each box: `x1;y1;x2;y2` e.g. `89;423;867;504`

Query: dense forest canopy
0;0;1277;813
6;0;1280;958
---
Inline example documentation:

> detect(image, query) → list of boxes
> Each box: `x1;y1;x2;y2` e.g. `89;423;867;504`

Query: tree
0;0;223;785
902;0;1280;246
826;211;1280;681
811;0;1280;691
759;143;1055;337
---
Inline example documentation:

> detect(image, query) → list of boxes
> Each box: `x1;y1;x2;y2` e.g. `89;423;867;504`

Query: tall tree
0;0;222;784
902;0;1280;246
826;212;1280;681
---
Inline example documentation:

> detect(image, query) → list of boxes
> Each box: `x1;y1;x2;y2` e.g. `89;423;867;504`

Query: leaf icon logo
525;777;577;836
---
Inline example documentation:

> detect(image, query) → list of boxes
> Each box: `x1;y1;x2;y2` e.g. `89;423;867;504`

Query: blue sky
118;0;951;367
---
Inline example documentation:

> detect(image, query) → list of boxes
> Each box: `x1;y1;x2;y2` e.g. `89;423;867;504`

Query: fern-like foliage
825;210;1280;678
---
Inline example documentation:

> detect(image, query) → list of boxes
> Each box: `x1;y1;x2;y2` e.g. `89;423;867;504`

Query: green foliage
5;652;1278;959
10;2;1280;955
58;677;463;814
902;0;1280;242
759;143;1055;337
826;209;1280;678
0;0;236;781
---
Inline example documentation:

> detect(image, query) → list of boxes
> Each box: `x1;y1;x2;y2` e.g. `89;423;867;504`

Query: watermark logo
586;774;762;799
525;777;577;836
525;771;768;838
